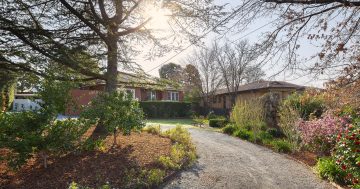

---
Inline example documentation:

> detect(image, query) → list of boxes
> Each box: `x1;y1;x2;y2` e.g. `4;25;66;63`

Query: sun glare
143;5;171;30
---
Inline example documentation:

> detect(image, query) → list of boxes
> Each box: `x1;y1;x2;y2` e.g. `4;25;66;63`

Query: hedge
209;118;227;128
139;101;191;118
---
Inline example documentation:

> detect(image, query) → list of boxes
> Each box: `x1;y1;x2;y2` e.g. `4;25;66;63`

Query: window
146;91;156;101
126;88;136;99
217;96;222;103
117;88;136;99
14;103;18;111
21;104;25;110
167;91;179;101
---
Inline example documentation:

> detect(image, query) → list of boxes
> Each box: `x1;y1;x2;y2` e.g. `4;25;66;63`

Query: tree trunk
230;93;236;109
91;35;119;140
113;128;118;146
105;37;119;93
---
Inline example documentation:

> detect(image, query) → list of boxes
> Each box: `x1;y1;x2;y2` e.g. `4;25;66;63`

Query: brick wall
65;89;100;116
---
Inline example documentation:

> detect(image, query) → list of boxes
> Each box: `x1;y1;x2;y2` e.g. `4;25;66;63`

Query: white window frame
147;91;156;101
167;91;179;101
116;88;137;100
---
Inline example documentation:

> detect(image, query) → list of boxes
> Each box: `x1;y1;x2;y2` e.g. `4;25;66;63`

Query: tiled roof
215;80;305;95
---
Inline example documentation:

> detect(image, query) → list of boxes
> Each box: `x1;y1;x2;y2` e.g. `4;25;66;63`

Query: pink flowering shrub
297;112;348;155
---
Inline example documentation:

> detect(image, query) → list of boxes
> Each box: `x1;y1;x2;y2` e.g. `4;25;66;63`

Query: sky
134;0;338;88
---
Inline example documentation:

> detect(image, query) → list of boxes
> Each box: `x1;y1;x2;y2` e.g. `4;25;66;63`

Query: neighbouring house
201;80;306;114
12;93;42;112
66;71;184;116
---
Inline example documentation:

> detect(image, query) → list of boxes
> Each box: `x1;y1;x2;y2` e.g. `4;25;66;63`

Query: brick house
201;80;306;114
66;72;184;116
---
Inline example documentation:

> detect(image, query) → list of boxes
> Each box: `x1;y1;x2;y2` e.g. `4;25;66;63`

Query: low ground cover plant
143;124;161;135
222;124;237;135
144;125;197;184
270;139;292;153
316;157;347;184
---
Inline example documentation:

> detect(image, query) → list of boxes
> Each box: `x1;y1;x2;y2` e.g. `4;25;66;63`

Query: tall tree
228;0;360;78
159;62;183;82
0;0;224;135
215;40;264;106
0;0;224;88
187;46;222;110
183;64;202;102
0;70;17;112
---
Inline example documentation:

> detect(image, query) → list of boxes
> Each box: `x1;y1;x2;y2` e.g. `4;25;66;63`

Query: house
66;72;184;116
12;93;42;112
201;80;306;114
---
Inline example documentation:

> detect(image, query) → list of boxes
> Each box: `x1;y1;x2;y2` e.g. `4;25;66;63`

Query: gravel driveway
161;126;334;189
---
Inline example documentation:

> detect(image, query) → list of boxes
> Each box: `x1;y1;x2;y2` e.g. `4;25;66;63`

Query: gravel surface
161;127;334;189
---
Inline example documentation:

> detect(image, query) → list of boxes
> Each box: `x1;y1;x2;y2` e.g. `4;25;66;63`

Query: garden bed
290;151;318;167
1;131;173;189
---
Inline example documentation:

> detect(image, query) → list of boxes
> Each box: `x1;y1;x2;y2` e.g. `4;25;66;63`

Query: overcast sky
134;0;338;88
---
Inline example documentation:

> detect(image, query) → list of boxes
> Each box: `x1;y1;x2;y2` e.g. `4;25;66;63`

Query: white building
12;93;42;112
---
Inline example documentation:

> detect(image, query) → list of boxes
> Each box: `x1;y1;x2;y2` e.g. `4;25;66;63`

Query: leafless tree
187;45;223;110
225;0;360;78
215;40;264;105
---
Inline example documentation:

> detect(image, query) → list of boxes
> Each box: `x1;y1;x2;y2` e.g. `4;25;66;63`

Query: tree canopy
159;62;183;82
0;0;224;91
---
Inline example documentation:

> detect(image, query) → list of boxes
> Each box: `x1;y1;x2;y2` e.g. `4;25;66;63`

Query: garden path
160;126;334;189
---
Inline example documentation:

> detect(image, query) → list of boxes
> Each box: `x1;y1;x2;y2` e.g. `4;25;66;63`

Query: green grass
146;119;194;126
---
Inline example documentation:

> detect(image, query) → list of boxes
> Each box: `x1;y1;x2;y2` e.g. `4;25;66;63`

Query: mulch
290;151;318;167
0;131;172;189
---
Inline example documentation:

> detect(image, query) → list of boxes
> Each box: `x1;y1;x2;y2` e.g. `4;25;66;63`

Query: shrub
266;128;283;138
192;115;207;126
234;129;254;141
333;120;360;186
257;131;274;144
222;124;237;135
278;105;302;151
81;91;145;145
231;99;264;130
270;139;292;153
297;112;347;155
231;99;265;143
158;155;180;170
316;157;346;184
143;125;161;135
139;101;191;118
37;79;76;115
162;125;192;146
159;126;196;170
282;91;325;120
209;118;227;128
0;112;90;169
144;169;165;186
207;111;216;119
